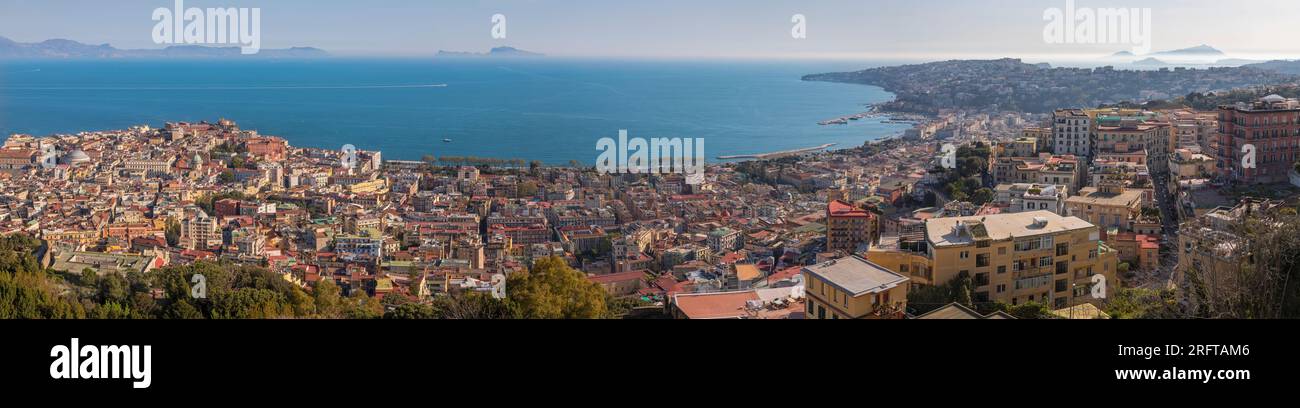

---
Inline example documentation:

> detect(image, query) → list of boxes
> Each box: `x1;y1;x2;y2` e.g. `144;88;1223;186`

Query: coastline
0;58;911;165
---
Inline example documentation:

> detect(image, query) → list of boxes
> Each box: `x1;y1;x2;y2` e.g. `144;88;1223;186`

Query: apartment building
1092;120;1172;172
871;211;1117;309
180;209;221;250
1021;127;1052;155
826;200;878;254
1053;109;1091;156
1216;95;1300;184
802;255;909;319
993;183;1068;214
991;153;1084;193
1064;182;1145;232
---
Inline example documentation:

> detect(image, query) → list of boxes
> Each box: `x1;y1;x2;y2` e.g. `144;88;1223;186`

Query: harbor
717;143;837;160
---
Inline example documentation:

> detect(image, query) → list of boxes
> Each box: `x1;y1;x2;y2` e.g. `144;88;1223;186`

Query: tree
1105;287;1176;319
80;268;98;287
384;302;435;319
1007;302;1057;319
969;187;994;205
314;279;342;317
517;181;539;198
507;257;607;319
345;290;384;319
164;217;181;247
431;291;515;319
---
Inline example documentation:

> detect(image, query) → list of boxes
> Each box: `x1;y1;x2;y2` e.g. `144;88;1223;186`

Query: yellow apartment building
802;255;909;319
870;210;1117;309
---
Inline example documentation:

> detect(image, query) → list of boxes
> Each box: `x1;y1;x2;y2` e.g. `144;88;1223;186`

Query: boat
443;138;452;142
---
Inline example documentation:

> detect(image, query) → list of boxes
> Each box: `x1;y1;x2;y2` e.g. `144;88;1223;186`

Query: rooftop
672;290;761;319
925;210;1094;247
1064;187;1145;207
802;255;908;297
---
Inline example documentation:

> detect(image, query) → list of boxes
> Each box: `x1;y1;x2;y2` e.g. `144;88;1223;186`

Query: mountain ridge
0;35;328;58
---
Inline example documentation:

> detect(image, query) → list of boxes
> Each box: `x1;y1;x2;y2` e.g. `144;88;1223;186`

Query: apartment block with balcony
1216;95;1300;184
875;210;1116;309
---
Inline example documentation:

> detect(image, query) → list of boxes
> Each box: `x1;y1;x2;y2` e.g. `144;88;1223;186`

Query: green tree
1007;302;1057;319
314;279;342;317
384;302;435;319
345;290;384;319
507;257;607;319
164;217;181;247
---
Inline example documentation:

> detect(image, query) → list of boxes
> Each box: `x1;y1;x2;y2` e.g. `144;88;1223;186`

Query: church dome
60;149;91;164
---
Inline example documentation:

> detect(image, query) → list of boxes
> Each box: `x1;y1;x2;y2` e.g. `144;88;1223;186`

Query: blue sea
0;58;907;164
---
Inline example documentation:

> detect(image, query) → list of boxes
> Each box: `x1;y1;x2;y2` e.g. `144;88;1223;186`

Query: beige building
803;255;909;319
1064;182;1145;232
870;211;1117;309
180;209;221;250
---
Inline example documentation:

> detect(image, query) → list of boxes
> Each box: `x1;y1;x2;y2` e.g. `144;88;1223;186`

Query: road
1146;171;1181;290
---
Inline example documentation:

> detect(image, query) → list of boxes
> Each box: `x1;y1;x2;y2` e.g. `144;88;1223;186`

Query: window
1039;256;1052;267
1056;261;1068;275
996;284;1006;293
1055;279;1068;292
998;247;1006;255
817;306;826;320
998;265;1007;274
976;253;990;267
960;251;970;259
1056;243;1069;256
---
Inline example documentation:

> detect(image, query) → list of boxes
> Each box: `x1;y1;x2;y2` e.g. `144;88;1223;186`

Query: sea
0;58;909;164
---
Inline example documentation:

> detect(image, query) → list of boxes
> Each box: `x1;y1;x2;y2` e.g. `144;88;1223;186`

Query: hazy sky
3;0;1300;60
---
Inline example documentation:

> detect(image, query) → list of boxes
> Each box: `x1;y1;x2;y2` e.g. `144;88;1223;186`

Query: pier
717;143;837;160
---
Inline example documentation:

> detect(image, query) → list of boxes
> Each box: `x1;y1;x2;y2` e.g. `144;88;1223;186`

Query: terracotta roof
828;200;872;218
673;290;761;319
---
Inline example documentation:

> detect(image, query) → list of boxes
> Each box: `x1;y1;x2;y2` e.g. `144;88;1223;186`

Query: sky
3;0;1300;60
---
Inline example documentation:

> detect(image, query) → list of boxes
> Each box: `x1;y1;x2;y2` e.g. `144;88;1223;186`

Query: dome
61;149;90;164
1262;94;1286;103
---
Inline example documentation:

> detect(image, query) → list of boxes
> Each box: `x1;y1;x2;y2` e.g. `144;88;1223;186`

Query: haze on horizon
3;0;1300;61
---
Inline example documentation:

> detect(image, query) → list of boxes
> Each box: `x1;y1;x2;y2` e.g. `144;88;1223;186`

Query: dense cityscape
3;79;1299;319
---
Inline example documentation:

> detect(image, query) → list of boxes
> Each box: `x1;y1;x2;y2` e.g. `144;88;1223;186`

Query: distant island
803;58;1297;114
436;46;543;58
0;36;328;59
1103;44;1268;66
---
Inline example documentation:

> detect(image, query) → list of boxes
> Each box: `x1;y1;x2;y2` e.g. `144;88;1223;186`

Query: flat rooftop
925;210;1094;247
802;255;908;297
